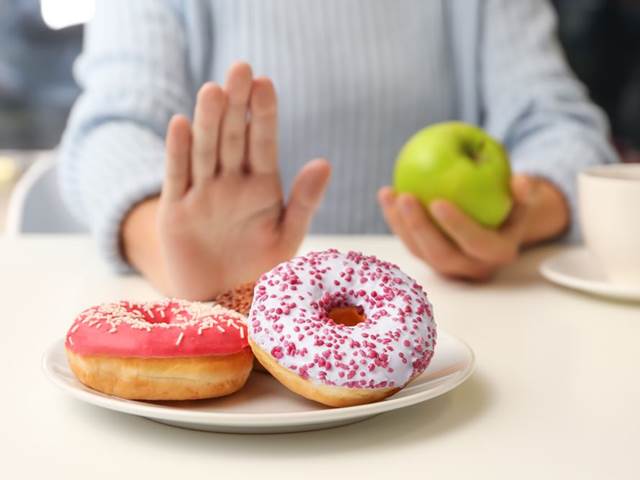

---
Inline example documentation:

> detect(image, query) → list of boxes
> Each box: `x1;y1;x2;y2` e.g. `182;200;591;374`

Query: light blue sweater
59;0;617;270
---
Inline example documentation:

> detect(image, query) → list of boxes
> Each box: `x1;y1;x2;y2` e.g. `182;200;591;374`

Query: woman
60;0;617;300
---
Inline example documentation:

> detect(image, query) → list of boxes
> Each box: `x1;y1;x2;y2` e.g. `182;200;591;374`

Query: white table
1;235;639;479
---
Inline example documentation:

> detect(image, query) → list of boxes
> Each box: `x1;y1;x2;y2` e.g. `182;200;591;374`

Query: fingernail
513;175;534;202
429;201;449;220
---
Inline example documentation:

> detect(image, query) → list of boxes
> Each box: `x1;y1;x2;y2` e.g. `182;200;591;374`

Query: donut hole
328;306;366;327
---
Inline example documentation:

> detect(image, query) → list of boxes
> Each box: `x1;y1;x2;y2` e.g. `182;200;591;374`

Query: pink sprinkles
248;249;436;389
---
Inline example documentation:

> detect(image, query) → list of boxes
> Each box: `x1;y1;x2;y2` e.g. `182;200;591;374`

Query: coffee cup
578;164;640;286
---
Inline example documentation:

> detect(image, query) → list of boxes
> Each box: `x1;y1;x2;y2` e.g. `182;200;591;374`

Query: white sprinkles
66;299;247;349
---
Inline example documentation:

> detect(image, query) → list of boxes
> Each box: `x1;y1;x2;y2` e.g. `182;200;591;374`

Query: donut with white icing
65;300;253;400
248;249;436;407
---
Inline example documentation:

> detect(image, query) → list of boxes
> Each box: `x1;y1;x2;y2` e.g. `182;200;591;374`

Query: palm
160;174;287;293
158;63;330;300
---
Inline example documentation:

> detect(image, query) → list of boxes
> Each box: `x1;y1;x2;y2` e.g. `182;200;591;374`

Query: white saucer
540;247;640;302
42;330;474;434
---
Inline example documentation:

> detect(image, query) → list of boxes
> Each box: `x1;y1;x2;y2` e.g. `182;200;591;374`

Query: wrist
121;197;170;292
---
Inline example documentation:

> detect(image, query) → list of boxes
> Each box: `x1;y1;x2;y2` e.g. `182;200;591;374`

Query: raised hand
124;63;331;300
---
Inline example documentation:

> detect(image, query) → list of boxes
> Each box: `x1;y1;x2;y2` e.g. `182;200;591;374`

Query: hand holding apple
383;122;570;281
379;175;536;280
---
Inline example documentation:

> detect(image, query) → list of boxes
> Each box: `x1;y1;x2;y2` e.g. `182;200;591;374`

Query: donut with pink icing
65;299;253;400
248;249;436;407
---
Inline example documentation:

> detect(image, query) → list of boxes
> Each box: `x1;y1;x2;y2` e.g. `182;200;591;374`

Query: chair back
6;153;87;234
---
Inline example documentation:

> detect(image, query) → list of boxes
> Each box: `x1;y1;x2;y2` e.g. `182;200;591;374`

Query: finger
192;82;226;184
162;115;192;202
377;187;422;258
248;77;278;175
220;62;253;175
397;194;493;279
429;200;517;265
282;158;331;246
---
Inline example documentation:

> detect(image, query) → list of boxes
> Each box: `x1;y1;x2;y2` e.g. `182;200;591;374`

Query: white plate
540;247;640;302
42;330;474;434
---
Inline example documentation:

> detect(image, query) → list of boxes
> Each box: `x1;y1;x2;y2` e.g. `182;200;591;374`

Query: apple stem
464;141;484;163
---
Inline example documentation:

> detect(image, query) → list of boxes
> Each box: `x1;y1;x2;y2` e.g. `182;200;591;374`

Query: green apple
393;121;512;228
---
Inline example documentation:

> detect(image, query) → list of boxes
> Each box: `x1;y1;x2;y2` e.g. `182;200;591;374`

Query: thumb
502;174;535;241
282;158;332;245
511;174;534;207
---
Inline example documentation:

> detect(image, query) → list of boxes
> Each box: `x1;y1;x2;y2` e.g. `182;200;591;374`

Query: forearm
121;197;171;293
521;177;569;247
481;0;617;243
58;0;195;271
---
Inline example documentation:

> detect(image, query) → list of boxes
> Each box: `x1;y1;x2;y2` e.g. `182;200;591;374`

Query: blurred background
0;0;639;231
